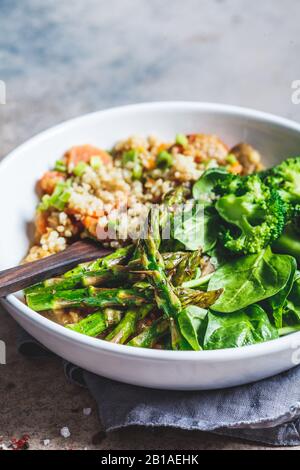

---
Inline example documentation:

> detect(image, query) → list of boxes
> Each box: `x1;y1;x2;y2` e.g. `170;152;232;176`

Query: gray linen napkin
17;328;300;447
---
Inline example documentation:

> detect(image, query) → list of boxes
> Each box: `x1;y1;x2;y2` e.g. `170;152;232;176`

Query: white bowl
1;102;300;390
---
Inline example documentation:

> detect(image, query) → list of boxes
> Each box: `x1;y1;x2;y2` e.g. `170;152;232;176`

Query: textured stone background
0;0;300;450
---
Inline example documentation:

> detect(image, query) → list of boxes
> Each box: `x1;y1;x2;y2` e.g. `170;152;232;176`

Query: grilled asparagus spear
25;283;222;313
140;235;182;319
27;265;142;293
25;250;190;295
139;233;187;350
25;245;134;294
176;287;222;309
66;244;134;275
160;187;188;230
67;308;122;337
127;317;169;348
105;305;152;344
26;286;152;311
169;250;203;286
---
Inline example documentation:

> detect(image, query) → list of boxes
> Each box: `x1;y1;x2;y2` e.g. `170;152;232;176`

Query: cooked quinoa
25;134;263;262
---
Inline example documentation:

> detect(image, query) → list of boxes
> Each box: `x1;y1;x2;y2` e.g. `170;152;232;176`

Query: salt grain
60;426;71;438
43;439;50;446
83;407;92;416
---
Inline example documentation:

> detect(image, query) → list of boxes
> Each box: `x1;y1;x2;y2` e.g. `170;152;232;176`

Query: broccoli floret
263;157;300;205
215;175;286;254
272;202;300;261
290;204;300;231
273;223;300;262
214;173;241;196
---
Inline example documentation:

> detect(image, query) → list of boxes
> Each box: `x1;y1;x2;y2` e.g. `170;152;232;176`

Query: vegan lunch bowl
2;102;300;389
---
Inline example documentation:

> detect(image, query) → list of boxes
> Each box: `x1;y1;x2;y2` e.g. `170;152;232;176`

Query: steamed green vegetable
215;175;286;254
273;224;300;262
262;157;300;206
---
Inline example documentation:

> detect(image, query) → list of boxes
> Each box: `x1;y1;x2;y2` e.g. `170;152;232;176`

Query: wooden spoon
0;240;111;297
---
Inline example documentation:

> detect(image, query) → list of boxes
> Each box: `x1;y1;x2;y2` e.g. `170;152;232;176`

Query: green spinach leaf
178;306;207;350
208;247;295;313
173;203;204;251
286;271;300;322
173;203;218;252
263;257;297;328
202;207;219;252
192;168;230;202
203;305;278;350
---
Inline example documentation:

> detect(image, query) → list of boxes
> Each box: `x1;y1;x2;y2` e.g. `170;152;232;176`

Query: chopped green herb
175;133;188;148
122;149;138;165
156;151;173;169
54;160;67;173
226;154;238;164
132;162;143;180
121;149;143;179
39;180;71;211
90;156;101;170
73;162;88;177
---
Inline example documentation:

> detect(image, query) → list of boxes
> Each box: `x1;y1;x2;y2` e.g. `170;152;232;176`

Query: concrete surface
1;0;300;450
